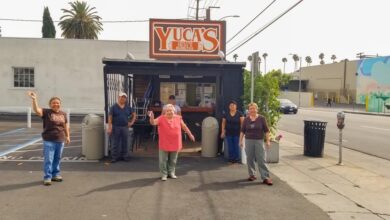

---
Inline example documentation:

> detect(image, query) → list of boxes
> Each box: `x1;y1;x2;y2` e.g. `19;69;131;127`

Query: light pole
218;15;240;20
289;53;302;108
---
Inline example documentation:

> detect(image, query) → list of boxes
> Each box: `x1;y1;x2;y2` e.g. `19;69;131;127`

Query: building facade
0;37;149;113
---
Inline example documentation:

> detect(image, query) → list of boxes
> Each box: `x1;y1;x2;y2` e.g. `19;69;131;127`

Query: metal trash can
303;120;327;157
82;114;104;160
201;117;219;157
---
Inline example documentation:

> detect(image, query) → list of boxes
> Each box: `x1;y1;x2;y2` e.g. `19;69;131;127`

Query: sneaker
161;175;167;181
168;173;177;179
263;178;273;186
110;159;117;163
247;176;257;181
51;176;63;182
43;179;52;186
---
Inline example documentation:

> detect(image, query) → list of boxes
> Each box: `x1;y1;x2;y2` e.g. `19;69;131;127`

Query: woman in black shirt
221;100;244;163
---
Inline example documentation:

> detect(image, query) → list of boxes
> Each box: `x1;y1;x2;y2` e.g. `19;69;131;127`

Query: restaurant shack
103;19;245;151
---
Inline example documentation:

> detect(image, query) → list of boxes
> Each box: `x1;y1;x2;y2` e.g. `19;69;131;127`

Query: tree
59;1;103;39
292;54;299;71
331;54;337;63
282;57;287;73
242;70;281;136
305;56;312;66
319;53;325;65
42;7;56;38
269;69;292;90
262;53;268;74
233;54;238;62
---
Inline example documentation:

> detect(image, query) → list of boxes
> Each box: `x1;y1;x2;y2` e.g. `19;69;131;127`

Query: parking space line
0;159;98;163
0;137;42;157
0;128;26;136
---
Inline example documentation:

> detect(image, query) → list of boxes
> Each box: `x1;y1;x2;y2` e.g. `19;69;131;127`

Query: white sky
1;0;389;73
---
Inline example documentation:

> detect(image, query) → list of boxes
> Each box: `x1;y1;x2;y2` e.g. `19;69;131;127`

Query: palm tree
59;1;103;39
292;54;299;71
233;54;238;62
305;56;312;66
262;53;268;74
282;57;287;73
319;53;325;65
331;54;337;63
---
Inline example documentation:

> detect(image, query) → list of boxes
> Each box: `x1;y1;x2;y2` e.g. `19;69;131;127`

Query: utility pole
196;0;200;20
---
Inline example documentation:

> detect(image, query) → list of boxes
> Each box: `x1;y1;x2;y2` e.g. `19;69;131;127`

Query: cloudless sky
1;0;389;73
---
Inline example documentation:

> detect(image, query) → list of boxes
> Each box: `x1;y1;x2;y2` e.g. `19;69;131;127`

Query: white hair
163;104;175;112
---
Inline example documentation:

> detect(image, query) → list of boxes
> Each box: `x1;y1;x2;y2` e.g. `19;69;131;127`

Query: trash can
82;114;104;160
303;120;327;157
201;117;219;157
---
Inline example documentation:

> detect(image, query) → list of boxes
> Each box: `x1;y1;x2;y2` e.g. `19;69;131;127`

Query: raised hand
28;91;37;100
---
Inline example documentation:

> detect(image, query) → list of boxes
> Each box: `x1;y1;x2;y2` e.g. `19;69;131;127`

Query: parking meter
336;111;345;165
337;111;345;129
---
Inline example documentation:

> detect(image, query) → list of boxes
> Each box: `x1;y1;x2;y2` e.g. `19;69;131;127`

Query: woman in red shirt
148;104;195;181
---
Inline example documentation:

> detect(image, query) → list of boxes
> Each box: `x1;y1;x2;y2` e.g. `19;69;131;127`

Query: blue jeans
43;141;64;180
226;136;240;161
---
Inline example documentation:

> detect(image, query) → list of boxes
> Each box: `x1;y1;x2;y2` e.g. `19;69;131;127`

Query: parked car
278;99;298;114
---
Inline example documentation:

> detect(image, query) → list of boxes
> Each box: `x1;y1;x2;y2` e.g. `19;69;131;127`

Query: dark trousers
111;126;129;159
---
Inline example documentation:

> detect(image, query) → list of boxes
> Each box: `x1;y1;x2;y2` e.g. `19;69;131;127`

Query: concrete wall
0;37;149;113
279;91;313;107
291;60;358;102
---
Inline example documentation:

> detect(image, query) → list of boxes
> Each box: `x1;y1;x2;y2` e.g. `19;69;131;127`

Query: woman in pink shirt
148;104;195;181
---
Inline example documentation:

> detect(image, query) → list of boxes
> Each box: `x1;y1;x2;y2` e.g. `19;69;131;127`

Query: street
278;109;390;160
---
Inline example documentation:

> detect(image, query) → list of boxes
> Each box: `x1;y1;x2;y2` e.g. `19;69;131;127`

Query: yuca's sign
150;19;226;60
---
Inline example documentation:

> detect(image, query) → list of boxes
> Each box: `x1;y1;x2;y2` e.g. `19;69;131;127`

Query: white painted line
0;137;42;157
360;125;390;132
15;146;81;152
0;128;26;136
0;159;98;163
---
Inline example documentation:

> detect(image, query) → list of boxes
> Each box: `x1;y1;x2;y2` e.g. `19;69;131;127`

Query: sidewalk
273;130;390;220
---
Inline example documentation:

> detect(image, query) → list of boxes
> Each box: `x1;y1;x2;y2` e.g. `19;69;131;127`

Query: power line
227;0;303;56
226;0;277;44
0;18;149;23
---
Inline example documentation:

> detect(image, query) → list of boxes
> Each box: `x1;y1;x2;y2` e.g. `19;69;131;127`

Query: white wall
279;91;313;108
0;37;149;113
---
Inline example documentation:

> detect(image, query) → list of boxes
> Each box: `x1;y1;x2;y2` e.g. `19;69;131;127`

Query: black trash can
303;120;327;157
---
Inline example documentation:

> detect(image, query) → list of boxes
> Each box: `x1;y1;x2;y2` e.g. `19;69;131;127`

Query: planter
266;141;279;163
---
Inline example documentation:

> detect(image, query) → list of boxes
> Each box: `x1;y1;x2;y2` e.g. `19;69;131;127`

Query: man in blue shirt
107;92;136;162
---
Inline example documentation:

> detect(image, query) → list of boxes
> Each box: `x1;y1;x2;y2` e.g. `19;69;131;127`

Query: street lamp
289;53;302;108
218;15;240;20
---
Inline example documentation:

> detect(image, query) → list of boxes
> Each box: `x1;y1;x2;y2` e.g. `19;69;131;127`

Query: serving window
160;82;216;107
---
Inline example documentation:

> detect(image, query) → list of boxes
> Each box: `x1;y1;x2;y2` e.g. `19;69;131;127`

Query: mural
356;56;390;113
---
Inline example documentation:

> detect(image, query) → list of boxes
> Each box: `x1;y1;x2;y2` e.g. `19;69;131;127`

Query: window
13;67;34;88
160;82;216;107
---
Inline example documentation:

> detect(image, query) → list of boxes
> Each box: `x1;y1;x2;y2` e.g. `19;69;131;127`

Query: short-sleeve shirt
41;108;67;142
156;115;182;152
241;115;269;140
109;103;134;127
222;111;243;136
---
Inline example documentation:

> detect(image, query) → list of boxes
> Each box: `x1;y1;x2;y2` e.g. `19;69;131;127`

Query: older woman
148;104;195;181
28;92;70;186
239;103;273;185
221;100;244;163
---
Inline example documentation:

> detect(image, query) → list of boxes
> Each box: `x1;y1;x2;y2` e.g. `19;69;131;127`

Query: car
278;99;298;114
